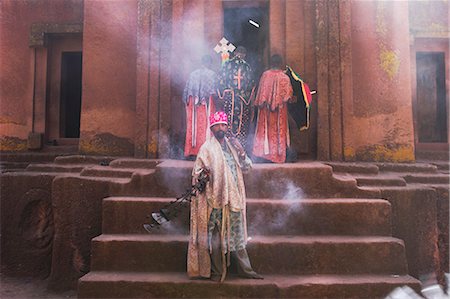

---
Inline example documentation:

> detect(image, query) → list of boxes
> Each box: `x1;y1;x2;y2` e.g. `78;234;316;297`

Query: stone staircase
77;161;421;298
327;161;449;189
2;155;446;296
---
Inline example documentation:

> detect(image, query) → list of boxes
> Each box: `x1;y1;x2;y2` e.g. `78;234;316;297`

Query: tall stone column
79;0;137;156
135;0;172;158
269;0;286;58
348;1;414;162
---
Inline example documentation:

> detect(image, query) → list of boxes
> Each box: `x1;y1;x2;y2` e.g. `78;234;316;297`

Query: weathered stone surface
380;187;440;279
0;136;28;152
49;175;112;291
1;157;447;296
326;162;379;174
29;23;82;47
54;155;115;165
27;132;43;150
0;173;55;278
355;175;407;187
79;133;134;157
79;0;137;157
435;186;449;286
89;234;408;275
347;1;415;162
102;197;392;236
78;272;420;299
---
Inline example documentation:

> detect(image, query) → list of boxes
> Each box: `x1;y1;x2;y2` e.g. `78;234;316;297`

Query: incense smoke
249;178;305;236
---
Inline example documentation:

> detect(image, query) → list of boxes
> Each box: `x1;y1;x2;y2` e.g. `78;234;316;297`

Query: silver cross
214;37;236;56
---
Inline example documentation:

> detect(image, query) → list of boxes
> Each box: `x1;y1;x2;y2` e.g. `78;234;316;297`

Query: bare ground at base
1;274;76;299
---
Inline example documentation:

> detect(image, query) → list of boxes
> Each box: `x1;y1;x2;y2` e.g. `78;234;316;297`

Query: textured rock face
0;174;55;278
1;157;448;295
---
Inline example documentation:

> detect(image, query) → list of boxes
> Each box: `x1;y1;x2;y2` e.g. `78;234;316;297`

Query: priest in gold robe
187;111;262;282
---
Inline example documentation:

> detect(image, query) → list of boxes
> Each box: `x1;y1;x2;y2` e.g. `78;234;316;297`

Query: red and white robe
183;67;217;156
252;69;293;163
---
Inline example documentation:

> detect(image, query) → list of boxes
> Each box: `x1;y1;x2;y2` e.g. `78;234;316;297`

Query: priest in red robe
183;55;217;157
252;55;294;163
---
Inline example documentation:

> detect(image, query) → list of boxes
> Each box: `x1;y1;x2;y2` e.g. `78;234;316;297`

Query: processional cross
214;37;236;64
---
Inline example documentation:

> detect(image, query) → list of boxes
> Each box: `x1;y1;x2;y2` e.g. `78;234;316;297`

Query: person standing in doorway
187;111;263;282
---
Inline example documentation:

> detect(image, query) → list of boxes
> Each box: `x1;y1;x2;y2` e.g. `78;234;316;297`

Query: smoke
157;212;189;235
249;178;305;236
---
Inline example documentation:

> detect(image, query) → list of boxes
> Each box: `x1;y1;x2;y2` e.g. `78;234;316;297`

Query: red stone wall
346;1;415;162
79;0;137;156
0;0;83;151
1;0;447;160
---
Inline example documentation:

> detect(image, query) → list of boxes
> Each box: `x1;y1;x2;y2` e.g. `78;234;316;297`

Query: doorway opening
223;2;269;81
60;52;82;138
416;52;448;143
45;34;82;144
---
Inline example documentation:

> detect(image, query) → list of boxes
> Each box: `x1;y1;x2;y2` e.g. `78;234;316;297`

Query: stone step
78;271;420;299
402;173;449;184
102;197;392;236
80;166;155;178
25;163;89;173
0;152;68;163
418;160;450;172
0;161;30;168
416;150;449;161
54;155;115;165
140;160;373;199
41;144;78;153
355;176;407;187
0;161;30;173
90;234;408;275
108;158;160;169
0;168;27;173
376;162;438;173
325;162;379;174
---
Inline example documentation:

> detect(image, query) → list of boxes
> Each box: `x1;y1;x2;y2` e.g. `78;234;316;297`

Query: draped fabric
183;67;217;156
217;57;255;148
252;69;293;163
182;68;217;104
253;69;293;111
187;136;251;279
285;66;313;130
184;96;215;156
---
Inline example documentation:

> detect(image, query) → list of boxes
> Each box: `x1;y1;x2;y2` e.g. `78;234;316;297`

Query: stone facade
1;0;448;161
0;2;449;296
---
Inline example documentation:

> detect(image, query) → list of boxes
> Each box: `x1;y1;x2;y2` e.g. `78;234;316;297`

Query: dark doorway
416;52;448;143
223;3;269;82
60;52;82;138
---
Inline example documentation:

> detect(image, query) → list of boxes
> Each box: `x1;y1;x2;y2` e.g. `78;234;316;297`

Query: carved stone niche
18;189;54;251
29;23;83;47
3;187;54;278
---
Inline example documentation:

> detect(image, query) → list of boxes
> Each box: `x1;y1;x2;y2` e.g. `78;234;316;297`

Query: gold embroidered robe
187;136;251;279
